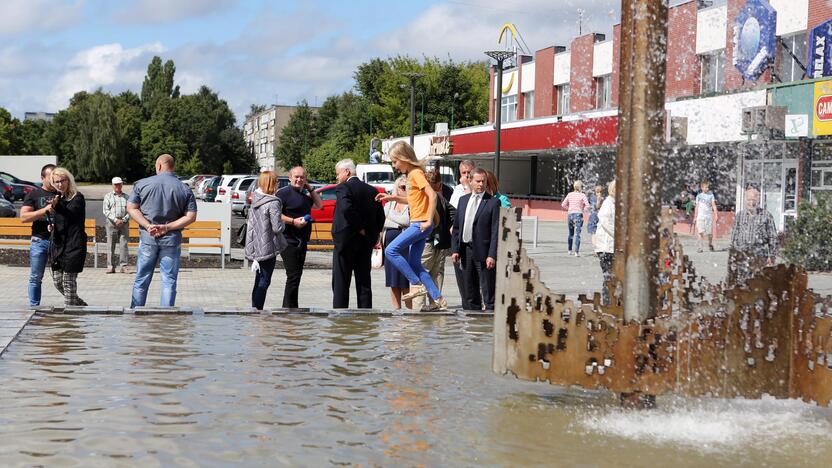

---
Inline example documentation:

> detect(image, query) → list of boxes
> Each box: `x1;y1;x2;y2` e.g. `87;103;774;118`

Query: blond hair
573;180;583;191
388;141;424;170
608;179;616;198
50;167;79;200
258;170;278;195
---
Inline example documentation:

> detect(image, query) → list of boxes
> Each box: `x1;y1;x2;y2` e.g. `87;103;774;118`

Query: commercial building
244;105;314;171
23;112;56;122
393;0;832;228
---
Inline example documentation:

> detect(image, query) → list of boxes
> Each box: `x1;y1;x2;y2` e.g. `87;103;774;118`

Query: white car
356;163;396;193
215;174;248;203
230;176;257;214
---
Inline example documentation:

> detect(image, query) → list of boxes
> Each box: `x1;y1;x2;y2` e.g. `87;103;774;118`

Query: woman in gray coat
244;171;288;309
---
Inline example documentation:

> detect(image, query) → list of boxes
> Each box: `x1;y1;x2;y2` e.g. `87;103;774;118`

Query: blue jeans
28;237;51;306
131;234;181;308
385;223;442;301
251;256;277;310
567;213;584;253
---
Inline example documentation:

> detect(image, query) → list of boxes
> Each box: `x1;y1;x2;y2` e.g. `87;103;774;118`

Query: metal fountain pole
485;51;514;181
615;0;668;323
403;72;423;147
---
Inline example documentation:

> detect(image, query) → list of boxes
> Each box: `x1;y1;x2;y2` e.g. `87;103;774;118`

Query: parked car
0;171;39;189
242;176;290;217
195;176;217;200
355;163;396;194
230;176;257;214
203;176;221;202
215;174;249;203
0;193;15;216
184;174;215;190
0;173;35;201
309;184;385;223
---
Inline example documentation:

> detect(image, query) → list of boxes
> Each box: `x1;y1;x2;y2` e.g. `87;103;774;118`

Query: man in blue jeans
127;154;197;308
20;163;57;307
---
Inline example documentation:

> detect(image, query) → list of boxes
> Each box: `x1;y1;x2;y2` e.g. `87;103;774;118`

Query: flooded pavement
0;314;831;466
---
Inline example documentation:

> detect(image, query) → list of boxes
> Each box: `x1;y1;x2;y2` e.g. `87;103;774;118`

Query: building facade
243;105;311;171
23;112;56;122
395;0;831;227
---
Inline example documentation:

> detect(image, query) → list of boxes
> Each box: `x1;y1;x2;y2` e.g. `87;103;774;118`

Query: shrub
782;199;832;271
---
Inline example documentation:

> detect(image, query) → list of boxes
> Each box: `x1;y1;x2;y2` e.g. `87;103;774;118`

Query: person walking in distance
103;176;130;273
127;154;197;308
382;175;411;309
376;142;449;310
20;163;57;307
451;168;500;310
48;167;88;307
412;169;456;312
276;166;323;308
562;180;590;257
727;187;778;285
449;160;474;308
694;180;718;252
331;159;385;309
594;180;616;305
245;171;288;310
587;184;604;241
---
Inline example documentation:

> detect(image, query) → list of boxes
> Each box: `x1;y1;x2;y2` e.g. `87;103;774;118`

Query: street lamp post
484;50;514;181
450;92;459;130
402;72;423;146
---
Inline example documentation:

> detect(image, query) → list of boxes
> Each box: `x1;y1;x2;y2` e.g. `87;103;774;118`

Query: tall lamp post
484;50;514;180
402;72;423;146
450;92;459;130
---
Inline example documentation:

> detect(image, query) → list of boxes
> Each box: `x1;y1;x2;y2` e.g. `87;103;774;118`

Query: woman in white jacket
594;180;615;305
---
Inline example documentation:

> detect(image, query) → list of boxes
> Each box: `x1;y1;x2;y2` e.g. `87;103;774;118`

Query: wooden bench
0;218;99;268
128;220;227;268
308;222;334;251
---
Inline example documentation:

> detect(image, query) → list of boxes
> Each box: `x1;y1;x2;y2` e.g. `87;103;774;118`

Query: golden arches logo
497;23;517;95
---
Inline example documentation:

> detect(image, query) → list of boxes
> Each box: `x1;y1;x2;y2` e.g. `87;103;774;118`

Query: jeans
280;243;307;308
251;256;277;310
567;213;584;253
384;222;441;301
28;237;51;307
131;234;181;308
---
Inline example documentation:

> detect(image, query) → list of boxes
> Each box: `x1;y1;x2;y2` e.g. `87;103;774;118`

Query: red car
311;184;386;223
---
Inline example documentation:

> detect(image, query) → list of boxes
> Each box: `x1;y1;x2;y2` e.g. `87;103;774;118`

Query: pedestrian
49;167;88;306
484;169;511;208
127;154;197;308
727;187;778;285
412;170;455;312
694;180;718;252
245;171;288;310
587;184;604;240
382;175;411;309
20;163;57;307
331;159;385;308
594;180;616;306
449;159;474;309
562;180;590;256
377;142;449;310
451;168;500;310
276;166;323;308
103;176;130;273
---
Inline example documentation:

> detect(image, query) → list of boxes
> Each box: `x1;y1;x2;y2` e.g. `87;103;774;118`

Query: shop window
557;84;570;115
700;49;726;94
524;91;535;119
779;32;807;83
501;95;518;123
595;75;611;110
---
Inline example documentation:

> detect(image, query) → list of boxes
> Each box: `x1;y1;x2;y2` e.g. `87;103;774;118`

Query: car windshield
365;172;394;183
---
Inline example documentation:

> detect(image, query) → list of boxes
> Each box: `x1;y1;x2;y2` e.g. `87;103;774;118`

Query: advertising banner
809;20;832;79
813;80;832;136
732;0;777;82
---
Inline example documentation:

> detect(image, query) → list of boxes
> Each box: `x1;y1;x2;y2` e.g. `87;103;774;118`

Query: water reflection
0;315;829;466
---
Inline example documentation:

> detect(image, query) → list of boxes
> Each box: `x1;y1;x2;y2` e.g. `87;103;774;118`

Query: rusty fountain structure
492;0;832;407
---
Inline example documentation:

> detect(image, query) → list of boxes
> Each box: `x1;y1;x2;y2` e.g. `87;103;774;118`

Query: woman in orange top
376;142;448;310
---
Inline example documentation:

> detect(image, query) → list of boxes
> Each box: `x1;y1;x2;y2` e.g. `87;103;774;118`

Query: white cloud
48;42;166;109
114;0;235;24
0;0;84;37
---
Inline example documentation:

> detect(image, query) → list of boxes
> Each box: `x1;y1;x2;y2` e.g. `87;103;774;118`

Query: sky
0;0;622;122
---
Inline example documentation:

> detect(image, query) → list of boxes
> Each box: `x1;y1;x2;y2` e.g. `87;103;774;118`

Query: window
700;49;726;94
500;95;518;123
524;91;535;119
779;32;807;82
556;85;570;115
595;75;611;110
319;188;337;201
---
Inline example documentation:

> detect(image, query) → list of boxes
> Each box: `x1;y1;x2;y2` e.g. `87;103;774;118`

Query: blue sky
1;0;621;122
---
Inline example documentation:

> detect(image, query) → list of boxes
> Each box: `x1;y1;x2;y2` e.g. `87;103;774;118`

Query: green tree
275;100;315;170
246;103;267;119
71;90;123;181
14;119;52;155
0;108;17;154
140;56;180;118
113;91;145;181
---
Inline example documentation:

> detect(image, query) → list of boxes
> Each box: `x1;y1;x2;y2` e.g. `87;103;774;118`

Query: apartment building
244;105;308;171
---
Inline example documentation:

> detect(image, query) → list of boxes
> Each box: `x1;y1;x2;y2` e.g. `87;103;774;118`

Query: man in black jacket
331;159;385;308
451;168;499;310
412;170;456;311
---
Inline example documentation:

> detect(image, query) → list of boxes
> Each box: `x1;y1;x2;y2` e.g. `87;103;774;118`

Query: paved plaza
1;219;830;310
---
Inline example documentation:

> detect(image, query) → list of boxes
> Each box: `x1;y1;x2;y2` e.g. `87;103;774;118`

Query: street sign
732;0;777;82
809;19;832;79
785;114;808;138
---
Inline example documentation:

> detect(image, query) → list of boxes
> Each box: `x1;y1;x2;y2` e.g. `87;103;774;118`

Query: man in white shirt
449;160;475;307
103;176;130;273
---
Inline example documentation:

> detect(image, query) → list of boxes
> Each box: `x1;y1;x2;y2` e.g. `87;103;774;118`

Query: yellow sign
813;80;832;136
498;23;517;95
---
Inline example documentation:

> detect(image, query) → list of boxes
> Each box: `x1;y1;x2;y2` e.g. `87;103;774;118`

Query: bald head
155;154;175;174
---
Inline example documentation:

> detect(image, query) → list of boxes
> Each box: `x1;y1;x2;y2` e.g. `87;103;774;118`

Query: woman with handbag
49;167;88;306
382;175;411;309
244;171;288;310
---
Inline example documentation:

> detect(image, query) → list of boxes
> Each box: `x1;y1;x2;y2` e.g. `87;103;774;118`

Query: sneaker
575;252;581;257
434;297;448;311
105;266;115;274
401;284;427;301
708;245;715;252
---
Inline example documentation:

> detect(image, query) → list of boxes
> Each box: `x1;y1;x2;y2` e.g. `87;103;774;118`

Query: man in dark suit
451;168;499;310
331;159;385;308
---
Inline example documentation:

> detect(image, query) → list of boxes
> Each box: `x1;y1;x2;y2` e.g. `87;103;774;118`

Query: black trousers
460;243;496;310
332;234;373;309
280;243;307;308
453;261;469;309
598;252;614;305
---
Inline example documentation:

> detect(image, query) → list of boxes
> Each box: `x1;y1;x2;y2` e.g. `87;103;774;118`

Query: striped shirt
103;191;129;223
561;191;590;214
729;208;778;259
